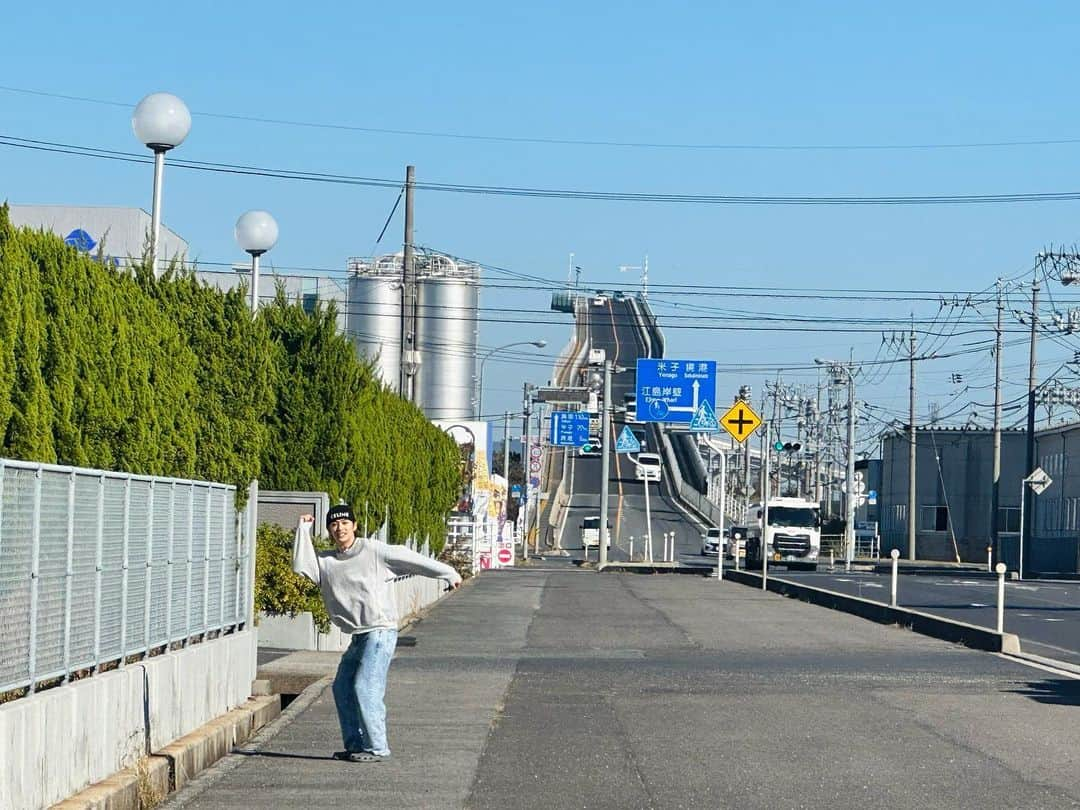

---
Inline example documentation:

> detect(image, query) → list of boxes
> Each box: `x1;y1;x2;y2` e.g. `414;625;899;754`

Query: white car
635;452;662;482
700;527;724;556
593;293;608;307
587;348;606;366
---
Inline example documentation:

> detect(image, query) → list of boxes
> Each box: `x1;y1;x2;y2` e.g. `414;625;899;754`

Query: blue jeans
332;628;398;755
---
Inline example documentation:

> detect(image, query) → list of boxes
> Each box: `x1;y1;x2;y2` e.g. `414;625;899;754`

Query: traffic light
774;441;802;452
773;440;784;452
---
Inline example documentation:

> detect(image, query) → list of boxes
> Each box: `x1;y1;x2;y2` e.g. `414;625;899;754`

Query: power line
5;83;1080;153
8;133;1080;206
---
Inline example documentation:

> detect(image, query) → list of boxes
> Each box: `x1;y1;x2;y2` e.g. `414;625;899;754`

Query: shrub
254;523;331;633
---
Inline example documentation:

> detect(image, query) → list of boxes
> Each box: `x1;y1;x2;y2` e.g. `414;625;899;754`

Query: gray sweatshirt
292;522;462;634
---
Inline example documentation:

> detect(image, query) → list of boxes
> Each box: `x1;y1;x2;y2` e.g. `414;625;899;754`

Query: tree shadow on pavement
1005;679;1080;706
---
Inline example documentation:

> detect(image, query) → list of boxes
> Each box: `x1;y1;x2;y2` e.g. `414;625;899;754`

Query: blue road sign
510;484;522;496
635;359;717;424
867;489;878;505
614;426;641;453
689;400;719;432
549;411;590;446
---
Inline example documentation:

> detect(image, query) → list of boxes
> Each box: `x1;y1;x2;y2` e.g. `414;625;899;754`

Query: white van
581;516;612;548
635;452;662;482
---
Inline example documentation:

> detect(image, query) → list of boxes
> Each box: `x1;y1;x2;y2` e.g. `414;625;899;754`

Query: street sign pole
762;422;770;590
717;451;726;581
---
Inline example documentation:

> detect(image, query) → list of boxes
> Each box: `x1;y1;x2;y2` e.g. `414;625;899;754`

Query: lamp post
234;211;279;314
476;340;546;418
132;93;191;274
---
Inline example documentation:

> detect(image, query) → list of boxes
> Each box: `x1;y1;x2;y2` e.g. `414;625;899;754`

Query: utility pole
521;384;531;561
906;328;917;560
598;360;613;569
503;410;511;479
1022;278;1040;572
534;408;543;555
991;280;1003;565
400;165;419;403
844;362;856;570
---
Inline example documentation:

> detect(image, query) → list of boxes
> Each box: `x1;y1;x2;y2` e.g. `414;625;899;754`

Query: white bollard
668;532;674;562
629;535;634;561
996;562;1007;633
987;546;993;573
890;548;899;608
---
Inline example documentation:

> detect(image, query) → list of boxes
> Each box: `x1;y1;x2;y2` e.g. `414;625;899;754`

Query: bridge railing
0;458;250;699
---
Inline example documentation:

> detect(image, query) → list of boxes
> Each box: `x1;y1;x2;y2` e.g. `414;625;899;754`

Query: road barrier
722;567;1021;654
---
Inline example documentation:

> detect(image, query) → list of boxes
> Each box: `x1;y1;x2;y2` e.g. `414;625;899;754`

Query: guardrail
545;299;590;542
0;458;250;697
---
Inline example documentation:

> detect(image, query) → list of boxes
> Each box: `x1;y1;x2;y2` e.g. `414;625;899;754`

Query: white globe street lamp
476;340;547;418
235;210;279;314
132;92;191;274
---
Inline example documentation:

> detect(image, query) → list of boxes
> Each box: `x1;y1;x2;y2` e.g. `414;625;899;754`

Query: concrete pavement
164;568;1080;809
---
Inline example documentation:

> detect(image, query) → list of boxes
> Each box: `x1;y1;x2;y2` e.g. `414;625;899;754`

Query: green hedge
0;203;460;548
255;523;331;633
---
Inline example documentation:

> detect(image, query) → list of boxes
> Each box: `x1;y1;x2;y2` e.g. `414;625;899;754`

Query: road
559;295;711;562
173;570;1080;809
751;567;1080;666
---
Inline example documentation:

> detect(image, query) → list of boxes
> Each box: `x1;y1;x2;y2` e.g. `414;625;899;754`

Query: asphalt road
170;571;1080;809
561;296;710;562
754;567;1080;666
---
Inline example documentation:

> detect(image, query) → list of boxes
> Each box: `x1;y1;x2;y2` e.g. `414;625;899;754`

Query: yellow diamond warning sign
720;401;762;443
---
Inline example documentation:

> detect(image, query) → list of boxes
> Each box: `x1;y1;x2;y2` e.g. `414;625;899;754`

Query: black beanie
326;504;355;528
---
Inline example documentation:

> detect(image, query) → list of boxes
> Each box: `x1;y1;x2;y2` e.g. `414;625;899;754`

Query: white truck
581;516;612;548
744;496;821;570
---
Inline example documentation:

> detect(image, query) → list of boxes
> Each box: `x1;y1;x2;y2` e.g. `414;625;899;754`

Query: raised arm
292;515;321;585
380;543;462;588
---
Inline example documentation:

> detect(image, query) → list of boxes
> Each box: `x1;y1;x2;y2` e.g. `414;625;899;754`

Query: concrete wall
0;629;256;810
257;575;449;652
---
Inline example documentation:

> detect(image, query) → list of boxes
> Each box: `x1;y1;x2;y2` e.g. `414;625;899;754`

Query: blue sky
4;2;1080;442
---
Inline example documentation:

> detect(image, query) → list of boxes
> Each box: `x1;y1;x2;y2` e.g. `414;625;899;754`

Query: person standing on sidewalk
293;505;462;763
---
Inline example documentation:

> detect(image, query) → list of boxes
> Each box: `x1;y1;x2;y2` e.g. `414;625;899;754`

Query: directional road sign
635;359;717;425
719;401;762;444
549;411;590;447
614;425;641;454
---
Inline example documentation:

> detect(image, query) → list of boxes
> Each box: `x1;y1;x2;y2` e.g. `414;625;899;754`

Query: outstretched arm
292;515;321;585
381;543;462;589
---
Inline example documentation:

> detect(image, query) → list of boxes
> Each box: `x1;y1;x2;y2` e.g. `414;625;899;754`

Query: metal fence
0;458;252;696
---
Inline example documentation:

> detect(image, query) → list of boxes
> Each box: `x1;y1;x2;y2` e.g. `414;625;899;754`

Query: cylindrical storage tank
416;262;479;419
346;258;402;389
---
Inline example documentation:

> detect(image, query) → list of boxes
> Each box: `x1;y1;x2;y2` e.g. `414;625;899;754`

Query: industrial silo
416;254;479;419
346;254;403;388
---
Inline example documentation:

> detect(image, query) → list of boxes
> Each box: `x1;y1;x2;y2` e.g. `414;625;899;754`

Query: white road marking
969;603;990;608
1044;618;1066;622
996;653;1080;680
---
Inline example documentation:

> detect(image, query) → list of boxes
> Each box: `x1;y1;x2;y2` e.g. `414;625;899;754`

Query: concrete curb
157;677;333;809
52;694;281;810
722;569;1022;655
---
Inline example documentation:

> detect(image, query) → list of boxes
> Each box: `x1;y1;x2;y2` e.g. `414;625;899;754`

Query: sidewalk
164;568;1080;810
